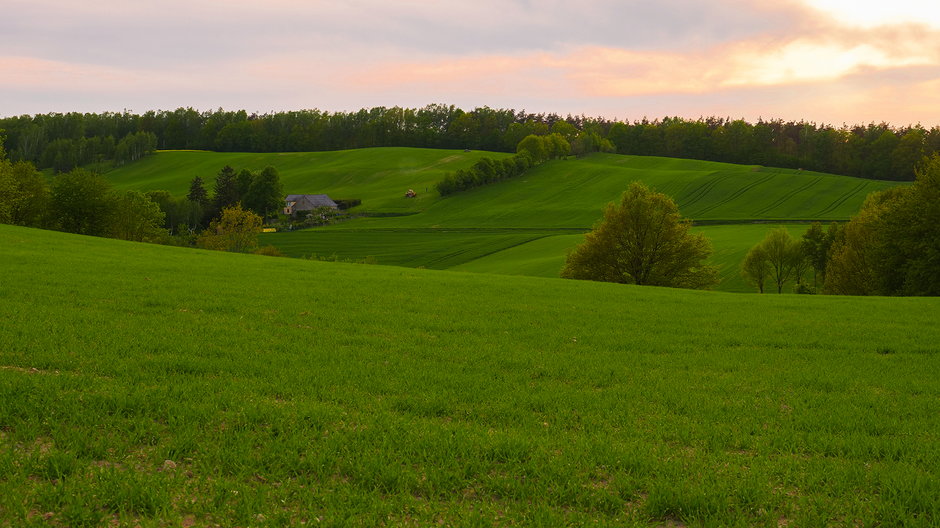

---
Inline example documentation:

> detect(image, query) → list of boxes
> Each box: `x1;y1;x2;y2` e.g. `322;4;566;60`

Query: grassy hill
107;148;513;212
2;224;938;526
104;148;903;291
350;154;890;229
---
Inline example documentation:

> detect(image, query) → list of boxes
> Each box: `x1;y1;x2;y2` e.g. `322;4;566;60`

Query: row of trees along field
2;105;939;180
436;133;592;196
741;155;940;296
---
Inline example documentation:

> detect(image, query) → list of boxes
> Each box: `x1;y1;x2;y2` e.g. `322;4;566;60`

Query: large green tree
211;165;241;216
243;165;284;219
741;244;770;293
516;134;548;164
827;154;940;295
561;182;718;289
109;190;167;242
50;169;116;236
0;157;48;227
235;168;253;200
185;176;210;228
186;176;209;207
800;221;840;290
745;228;805;294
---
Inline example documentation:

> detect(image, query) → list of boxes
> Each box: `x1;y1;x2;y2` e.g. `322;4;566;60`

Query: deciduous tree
0;157;48;227
826;154;940;295
800;221;837;290
759;228;801;293
741;245;770;293
561;182;718;289
516;134;548;164
196;204;263;253
109;190;167;242
50;169;115;236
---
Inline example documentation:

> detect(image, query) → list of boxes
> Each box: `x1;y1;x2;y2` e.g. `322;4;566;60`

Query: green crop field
264;228;559;269
103;148;904;292
107;148;513;212
2;224;938;527
448;224;813;293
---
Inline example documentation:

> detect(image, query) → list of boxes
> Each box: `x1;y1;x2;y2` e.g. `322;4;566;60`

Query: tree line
26;129;155;173
0;136;288;255
2;106;939;180
0;162;167;243
742;155;940;296
436;133;584;196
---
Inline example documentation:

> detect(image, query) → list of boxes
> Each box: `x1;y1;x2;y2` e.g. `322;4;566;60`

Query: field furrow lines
811;181;871;217
690;173;776;217
751;177;822;217
676;172;732;210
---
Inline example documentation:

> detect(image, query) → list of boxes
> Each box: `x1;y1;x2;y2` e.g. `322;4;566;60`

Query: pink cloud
4;0;940;125
337;25;940;99
0;55;208;93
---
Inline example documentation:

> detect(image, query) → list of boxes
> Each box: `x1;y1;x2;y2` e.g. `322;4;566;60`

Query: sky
3;0;940;126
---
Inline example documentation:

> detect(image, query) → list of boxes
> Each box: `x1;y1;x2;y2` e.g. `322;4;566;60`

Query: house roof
285;194;338;209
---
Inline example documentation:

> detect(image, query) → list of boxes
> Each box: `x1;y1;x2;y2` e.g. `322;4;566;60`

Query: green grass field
101;148;904;291
264;228;558;269
108;148;512;213
447;224;813;293
2;224;939;527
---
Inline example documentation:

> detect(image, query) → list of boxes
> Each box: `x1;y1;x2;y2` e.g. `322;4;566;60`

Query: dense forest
2;105;939;181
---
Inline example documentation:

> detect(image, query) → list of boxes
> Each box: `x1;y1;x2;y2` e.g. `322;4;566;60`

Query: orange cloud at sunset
800;0;940;28
3;0;940;125
344;28;939;98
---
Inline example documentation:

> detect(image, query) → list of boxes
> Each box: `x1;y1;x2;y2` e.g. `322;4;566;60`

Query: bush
299;206;342;227
195;204;262;253
333;198;361;210
253;245;285;257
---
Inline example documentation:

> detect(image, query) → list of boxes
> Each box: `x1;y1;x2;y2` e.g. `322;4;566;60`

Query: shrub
253;245;285;257
333;198;362;210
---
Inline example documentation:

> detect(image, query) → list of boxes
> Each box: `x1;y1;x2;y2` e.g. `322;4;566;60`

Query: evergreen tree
187;176;209;207
211;165;241;216
243;166;284;219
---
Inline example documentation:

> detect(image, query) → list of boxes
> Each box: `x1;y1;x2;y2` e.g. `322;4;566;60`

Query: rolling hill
107;148;512;213
103;148;904;291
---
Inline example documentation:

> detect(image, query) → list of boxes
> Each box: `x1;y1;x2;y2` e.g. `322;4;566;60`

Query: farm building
284;194;338;215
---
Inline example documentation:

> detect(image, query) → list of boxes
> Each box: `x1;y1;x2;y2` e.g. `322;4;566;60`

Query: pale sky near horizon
3;0;940;126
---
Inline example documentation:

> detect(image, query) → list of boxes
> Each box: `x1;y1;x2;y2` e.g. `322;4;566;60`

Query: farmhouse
284;194;338;215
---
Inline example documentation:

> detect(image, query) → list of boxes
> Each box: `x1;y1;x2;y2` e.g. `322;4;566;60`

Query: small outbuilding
284;194;338;215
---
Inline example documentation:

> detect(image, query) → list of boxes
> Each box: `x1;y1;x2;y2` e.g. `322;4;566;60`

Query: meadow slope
105;148;903;290
2;224;939;526
449;224;814;293
106;148;513;213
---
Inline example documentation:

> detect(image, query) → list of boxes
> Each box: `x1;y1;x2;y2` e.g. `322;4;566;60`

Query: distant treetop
1;105;937;180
